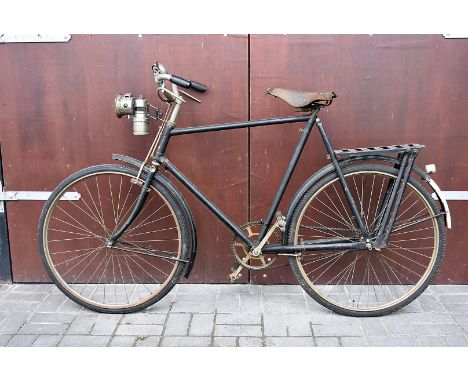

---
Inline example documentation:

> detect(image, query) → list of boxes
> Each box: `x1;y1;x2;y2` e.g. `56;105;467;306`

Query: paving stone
175;293;217;302
443;335;468;347
121;313;166;325
366;336;420;347
405;312;454;324
451;314;468;332
109;336;136;347
67;315;97;334
312;323;362;337
218;284;262;295
32;335;62;347
11;284;54;293
134;336;161;347
216;294;241;313
262;285;302;295
305;298;330;314
0;312;29;334
145;296;173;313
340;337;368;346
217;313;261;326
212;337;237;347
0;284;12;294
115;324;163;336
263;302;289;314
410;323;462;336
164;313;191;336
160;336;211;347
440;295;468;304
286;303;309;313
399;301;425;313
59;335;110;347
35;293;68;312
57;299;84;313
239;337;263;347
310;313;359;325
189;313;214;336
4;292;46;302
418;295;446;313
359;318;387;336
238;294;262;313
0;300;40;312
265;337;315;347
429;285;468;294
263;313;311;337
417;336;445;346
0;334;13;346
29;312;76;324
92;315;122;335
171;301;216;313
315;337;339;347
442;304;468;313
7;335;38;347
18;323;68;335
215;324;262;337
177;284;219;294
382;322;413;336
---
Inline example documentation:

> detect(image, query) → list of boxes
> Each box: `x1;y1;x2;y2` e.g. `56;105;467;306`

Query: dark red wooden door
0;34;249;283
1;35;467;284
249;34;468;284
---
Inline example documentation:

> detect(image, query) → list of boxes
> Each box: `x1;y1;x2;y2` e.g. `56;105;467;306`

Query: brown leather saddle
266;88;336;111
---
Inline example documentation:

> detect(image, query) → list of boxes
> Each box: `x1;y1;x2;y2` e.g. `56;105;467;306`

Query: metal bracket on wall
433;191;468;200
443;34;468;39
0;191;80;207
0;34;71;43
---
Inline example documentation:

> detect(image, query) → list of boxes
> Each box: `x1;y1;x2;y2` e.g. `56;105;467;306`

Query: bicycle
37;62;451;316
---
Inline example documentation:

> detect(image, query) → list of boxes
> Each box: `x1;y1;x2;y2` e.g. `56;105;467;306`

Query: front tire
38;164;189;314
287;163;446;317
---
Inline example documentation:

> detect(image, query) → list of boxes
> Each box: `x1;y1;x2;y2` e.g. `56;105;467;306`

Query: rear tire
38;164;189;314
288;163;446;317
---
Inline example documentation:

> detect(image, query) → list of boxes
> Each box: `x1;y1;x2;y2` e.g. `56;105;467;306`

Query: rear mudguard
112;153;197;278
283;154;451;244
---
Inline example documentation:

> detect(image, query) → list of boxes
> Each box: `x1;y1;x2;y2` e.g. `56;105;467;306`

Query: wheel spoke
292;166;442;315
41;169;183;312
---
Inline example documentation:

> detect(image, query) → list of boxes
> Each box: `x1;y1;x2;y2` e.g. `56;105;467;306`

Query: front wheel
38;164;189;314
288;163;446;317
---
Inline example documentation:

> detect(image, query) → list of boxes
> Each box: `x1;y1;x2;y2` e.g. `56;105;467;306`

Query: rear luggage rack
331;143;424;159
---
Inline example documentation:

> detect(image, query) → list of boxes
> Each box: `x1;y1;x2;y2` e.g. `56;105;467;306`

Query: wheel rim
294;169;440;313
42;170;181;310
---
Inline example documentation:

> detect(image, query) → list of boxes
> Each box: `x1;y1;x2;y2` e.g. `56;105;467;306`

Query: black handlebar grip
190;81;207;92
170;75;191;88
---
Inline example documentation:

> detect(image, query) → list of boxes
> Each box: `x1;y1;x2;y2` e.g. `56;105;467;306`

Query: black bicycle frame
128;112;370;253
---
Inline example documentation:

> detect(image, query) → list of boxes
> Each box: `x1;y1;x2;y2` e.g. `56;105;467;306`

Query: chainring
230;221;280;270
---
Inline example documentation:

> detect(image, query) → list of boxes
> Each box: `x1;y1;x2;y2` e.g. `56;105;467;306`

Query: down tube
161;158;254;248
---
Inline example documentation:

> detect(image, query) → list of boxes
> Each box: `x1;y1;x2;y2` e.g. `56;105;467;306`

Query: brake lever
179;89;202;103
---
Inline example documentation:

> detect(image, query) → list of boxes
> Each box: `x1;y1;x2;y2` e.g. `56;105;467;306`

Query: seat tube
258;113;318;240
315;118;370;239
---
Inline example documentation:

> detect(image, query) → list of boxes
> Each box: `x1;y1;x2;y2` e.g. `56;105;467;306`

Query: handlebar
170;75;207;93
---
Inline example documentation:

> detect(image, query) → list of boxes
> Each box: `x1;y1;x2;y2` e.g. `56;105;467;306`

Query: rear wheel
288;163;446;317
38;164;189;313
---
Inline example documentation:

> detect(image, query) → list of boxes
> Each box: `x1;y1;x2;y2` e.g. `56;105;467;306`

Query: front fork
107;164;158;246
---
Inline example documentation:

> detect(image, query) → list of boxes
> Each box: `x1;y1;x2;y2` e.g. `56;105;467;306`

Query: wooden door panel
0;34;249;283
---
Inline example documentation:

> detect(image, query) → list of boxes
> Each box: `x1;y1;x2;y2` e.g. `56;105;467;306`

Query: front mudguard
112;153;198;278
283;154;451;244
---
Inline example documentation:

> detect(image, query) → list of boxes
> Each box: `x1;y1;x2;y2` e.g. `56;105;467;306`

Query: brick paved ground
1;283;468;347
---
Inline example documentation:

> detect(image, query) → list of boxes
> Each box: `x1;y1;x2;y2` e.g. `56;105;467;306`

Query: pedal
228;265;243;283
